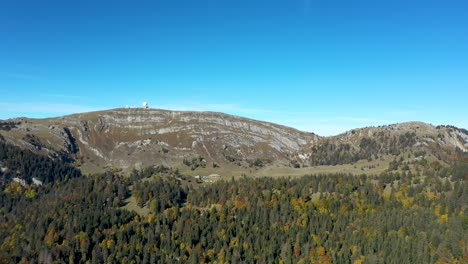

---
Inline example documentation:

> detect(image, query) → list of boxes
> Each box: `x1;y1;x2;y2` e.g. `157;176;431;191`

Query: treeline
0;140;81;186
1;164;466;263
0;121;20;131
302;132;419;166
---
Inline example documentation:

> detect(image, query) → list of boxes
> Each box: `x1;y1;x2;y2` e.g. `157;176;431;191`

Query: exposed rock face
0;108;320;170
1;110;467;172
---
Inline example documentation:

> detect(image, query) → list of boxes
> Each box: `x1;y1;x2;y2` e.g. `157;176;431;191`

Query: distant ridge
1;108;467;174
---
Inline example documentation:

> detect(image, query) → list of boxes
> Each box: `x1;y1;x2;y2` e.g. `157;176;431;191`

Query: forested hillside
293;123;468;168
0;138;81;187
1;140;467;263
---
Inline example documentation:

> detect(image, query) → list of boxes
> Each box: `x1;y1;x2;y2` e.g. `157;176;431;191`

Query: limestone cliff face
0;108;320;170
2;110;466;172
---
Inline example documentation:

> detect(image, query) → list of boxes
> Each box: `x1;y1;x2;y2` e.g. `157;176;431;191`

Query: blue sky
1;0;467;136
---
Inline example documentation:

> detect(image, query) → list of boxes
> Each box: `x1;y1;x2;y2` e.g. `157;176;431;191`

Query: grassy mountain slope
0;108;319;173
1;109;467;175
291;122;468;170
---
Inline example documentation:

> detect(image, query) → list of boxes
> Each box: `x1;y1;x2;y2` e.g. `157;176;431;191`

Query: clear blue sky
1;0;467;136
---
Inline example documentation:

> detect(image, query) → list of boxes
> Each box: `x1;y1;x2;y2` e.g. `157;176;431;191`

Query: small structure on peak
142;102;149;109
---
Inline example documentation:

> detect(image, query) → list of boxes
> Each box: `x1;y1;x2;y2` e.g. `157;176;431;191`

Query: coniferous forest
0;141;467;263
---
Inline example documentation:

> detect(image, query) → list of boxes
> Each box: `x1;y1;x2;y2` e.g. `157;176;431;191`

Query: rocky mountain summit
0;108;467;173
0;108;320;172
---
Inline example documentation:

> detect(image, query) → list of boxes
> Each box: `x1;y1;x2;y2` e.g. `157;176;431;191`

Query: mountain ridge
0;108;319;172
1;108;467;174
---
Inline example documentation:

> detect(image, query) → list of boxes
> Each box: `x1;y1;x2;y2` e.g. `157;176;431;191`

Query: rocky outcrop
0;108;320;171
2;110;466;172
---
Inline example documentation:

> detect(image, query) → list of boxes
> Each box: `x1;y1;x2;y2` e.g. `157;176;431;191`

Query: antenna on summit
142;102;149;109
